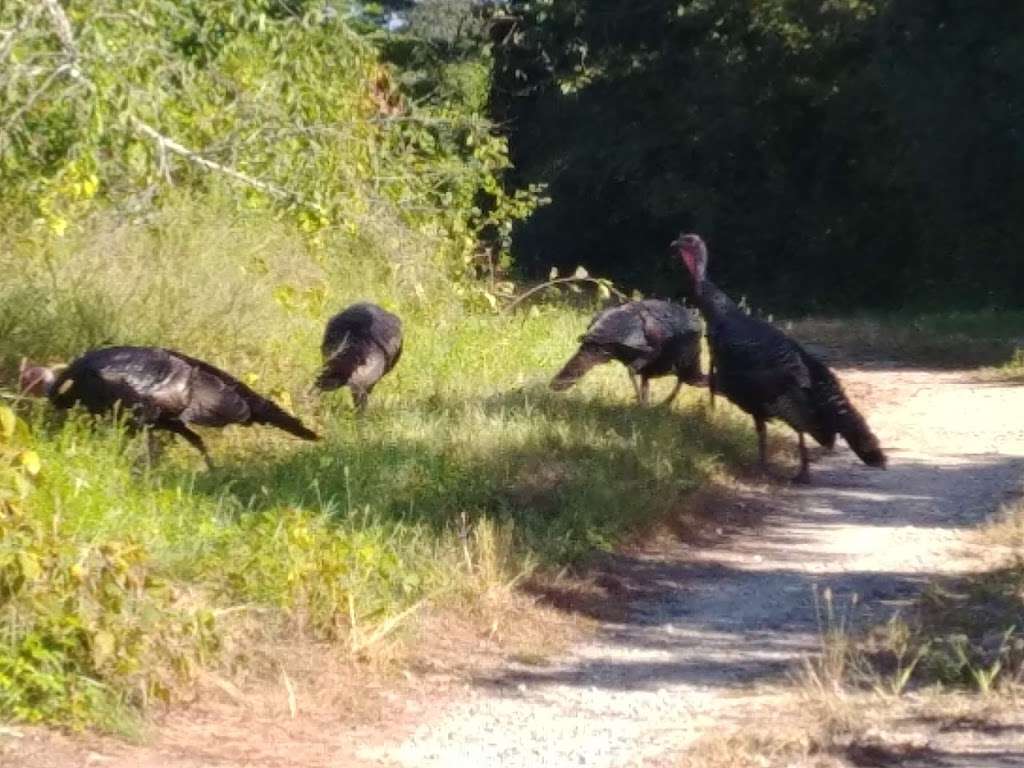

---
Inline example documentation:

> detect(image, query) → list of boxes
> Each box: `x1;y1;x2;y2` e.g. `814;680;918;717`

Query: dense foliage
0;0;537;277
491;0;1024;311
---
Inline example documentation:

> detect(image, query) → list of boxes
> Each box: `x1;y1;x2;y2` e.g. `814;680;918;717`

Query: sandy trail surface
361;368;1024;768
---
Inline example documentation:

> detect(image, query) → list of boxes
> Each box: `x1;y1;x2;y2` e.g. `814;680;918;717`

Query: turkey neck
692;278;742;325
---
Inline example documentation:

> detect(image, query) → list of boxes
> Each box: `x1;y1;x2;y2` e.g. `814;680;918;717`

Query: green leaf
18;552;41;582
0;407;15;440
19;451;41;477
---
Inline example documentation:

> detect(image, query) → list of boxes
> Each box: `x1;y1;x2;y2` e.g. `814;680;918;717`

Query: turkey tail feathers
550;346;606;391
837;404;887;468
804;352;886;469
316;343;363;392
253;400;319;441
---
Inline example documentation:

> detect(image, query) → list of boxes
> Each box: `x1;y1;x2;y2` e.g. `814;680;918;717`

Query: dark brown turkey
550;299;704;406
672;234;886;483
315;302;403;411
19;346;318;467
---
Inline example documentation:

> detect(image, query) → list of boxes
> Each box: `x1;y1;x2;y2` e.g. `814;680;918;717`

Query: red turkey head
671;233;708;289
18;359;57;397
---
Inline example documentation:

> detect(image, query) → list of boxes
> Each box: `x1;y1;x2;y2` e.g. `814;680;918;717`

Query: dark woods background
415;0;1017;313
481;0;1024;311
483;0;1024;312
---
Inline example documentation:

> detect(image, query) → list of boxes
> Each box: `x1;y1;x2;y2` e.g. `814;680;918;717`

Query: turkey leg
163;422;214;470
660;378;684;407
755;417;768;470
351;386;370;414
626;371;642;403
792;432;811;485
708;357;717;410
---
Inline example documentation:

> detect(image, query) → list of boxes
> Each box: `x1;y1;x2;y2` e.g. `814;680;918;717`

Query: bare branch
37;0;91;90
40;0;77;58
130;117;312;206
503;276;631;314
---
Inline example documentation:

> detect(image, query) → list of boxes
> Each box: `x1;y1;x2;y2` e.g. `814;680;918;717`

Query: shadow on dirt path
362;369;1024;768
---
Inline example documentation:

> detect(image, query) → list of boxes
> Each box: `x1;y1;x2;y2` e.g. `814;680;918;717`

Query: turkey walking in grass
19;346;318;468
550;299;705;406
672;233;886;483
315;302;403;412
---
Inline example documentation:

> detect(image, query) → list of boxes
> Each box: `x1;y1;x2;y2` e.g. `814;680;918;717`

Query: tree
491;0;1024;311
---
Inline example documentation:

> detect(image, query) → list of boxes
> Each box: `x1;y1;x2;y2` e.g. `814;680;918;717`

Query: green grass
0;199;752;728
785;311;1024;369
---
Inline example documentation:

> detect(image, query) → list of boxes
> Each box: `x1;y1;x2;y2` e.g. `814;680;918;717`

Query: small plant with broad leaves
0;406;217;729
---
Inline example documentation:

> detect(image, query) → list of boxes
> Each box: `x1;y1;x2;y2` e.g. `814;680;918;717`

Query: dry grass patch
676;694;845;768
785;313;1024;370
678;689;1024;768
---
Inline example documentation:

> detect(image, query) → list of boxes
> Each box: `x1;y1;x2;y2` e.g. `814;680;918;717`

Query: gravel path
361;369;1024;768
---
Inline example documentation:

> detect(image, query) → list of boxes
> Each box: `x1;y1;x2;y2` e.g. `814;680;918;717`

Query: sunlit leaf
18;552;41;582
0;407;15;440
19;451;41;477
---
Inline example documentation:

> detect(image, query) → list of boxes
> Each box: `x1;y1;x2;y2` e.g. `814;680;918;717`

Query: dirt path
360;368;1024;767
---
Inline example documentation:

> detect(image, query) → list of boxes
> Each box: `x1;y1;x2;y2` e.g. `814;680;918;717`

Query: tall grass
0;198;751;727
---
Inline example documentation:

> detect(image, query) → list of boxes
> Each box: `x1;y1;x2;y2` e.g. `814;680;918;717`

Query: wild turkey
315;302;403;411
18;346;318;467
550;299;704;406
672;234;886;483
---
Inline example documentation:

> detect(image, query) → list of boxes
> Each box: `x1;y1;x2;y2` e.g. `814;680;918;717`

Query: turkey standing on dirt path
315;302;403;412
19;346;318;468
672;234;886;483
550;299;705;406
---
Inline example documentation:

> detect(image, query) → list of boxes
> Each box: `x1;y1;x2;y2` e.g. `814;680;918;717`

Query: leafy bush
0;407;216;729
0;1;540;278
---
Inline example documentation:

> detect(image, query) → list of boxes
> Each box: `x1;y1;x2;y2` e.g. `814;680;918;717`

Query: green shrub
0;407;216;729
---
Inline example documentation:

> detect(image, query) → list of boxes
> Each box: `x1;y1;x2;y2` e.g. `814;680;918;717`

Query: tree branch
502;276;631;314
40;0;78;57
33;0;327;216
129;117;303;203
